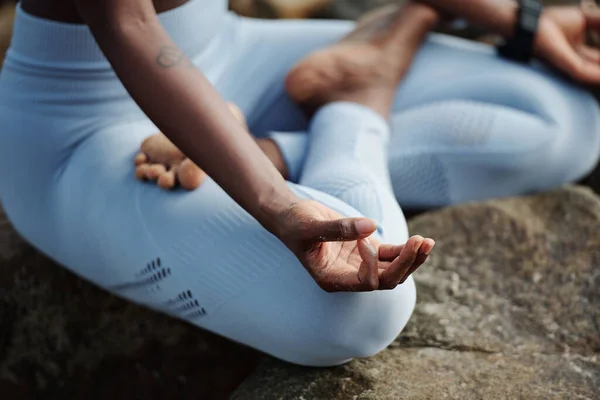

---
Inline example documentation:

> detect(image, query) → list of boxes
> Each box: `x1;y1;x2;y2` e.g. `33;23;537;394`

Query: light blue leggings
0;1;599;366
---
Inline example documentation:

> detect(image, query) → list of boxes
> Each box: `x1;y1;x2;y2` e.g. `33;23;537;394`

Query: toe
135;164;150;180
134;153;148;166
145;164;167;181
178;159;206;190
158;167;177;190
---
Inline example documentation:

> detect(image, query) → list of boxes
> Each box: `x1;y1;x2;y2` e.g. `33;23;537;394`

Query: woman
0;0;598;366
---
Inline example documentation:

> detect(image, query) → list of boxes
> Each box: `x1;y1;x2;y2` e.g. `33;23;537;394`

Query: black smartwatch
498;0;543;63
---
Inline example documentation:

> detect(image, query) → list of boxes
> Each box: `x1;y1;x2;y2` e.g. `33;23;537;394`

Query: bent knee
297;277;417;367
499;70;600;180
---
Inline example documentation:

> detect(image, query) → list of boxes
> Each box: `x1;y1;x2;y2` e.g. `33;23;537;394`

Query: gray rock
0;208;262;399
232;186;600;399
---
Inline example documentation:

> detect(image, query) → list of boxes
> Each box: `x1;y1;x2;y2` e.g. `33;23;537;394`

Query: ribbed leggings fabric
0;0;599;365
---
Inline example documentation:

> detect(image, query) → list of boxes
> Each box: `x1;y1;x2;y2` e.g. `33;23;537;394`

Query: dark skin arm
73;0;431;293
418;0;600;84
73;0;297;234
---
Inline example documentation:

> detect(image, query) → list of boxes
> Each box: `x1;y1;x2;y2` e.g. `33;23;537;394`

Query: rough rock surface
0;208;262;399
1;1;600;399
233;186;600;399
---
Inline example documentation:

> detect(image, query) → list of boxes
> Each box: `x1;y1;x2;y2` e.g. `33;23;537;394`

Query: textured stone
233;186;600;399
1;1;599;399
0;208;262;399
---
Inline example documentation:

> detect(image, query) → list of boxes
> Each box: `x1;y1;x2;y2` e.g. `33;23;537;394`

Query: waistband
8;0;227;66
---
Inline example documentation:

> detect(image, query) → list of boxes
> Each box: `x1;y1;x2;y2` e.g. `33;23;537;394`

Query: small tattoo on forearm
156;45;194;68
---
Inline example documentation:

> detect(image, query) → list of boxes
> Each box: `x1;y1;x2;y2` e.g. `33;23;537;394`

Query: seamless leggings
1;2;600;367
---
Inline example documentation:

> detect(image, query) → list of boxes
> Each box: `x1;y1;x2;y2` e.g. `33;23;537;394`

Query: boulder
0;208;262;399
232;186;600;399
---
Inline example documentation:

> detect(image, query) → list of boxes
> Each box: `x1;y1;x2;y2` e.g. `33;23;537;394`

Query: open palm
277;200;435;292
535;5;600;84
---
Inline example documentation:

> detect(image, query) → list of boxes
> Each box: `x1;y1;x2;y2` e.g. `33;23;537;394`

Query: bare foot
134;103;248;190
285;2;439;117
134;103;289;190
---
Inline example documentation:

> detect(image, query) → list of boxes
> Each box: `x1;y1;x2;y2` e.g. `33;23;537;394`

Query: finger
536;25;600;84
134;153;148;166
579;44;600;63
379;235;424;289
378;244;405;262
420;238;436;257
399;238;435;284
573;58;600;84
357;238;379;290
316;268;370;293
548;36;600;84
310;218;377;242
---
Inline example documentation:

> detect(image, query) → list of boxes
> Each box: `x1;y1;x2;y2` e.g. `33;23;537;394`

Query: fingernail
355;219;376;234
423;239;435;255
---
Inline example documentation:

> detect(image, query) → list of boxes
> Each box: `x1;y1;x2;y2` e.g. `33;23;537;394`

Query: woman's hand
534;6;600;85
276;200;435;292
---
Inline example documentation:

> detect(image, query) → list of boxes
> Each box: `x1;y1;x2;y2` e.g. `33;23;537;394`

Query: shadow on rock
0;206;262;400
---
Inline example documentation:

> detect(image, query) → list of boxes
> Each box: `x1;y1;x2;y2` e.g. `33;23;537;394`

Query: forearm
417;0;519;38
79;3;296;234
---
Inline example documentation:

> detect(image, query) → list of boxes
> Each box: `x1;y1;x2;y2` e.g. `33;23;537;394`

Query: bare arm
73;0;296;234
417;0;519;38
420;0;600;85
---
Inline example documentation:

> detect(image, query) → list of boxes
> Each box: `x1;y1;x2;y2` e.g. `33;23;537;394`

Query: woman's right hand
276;200;435;292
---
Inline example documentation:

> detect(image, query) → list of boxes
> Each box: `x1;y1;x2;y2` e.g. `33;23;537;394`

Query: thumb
307;217;377;242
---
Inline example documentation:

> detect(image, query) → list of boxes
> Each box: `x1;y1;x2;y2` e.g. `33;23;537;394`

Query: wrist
407;1;442;29
415;0;518;38
498;0;542;63
256;186;300;237
498;1;521;39
532;11;551;59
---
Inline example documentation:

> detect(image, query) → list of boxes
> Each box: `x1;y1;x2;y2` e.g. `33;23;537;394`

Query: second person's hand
534;5;600;85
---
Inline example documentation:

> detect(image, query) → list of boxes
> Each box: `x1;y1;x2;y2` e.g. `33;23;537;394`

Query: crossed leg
135;6;600;206
34;2;439;367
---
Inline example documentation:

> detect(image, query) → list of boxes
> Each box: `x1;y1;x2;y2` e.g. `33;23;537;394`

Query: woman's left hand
534;6;600;85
